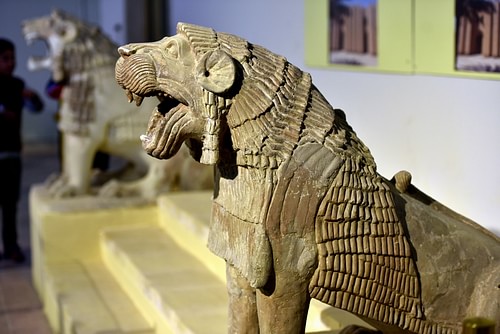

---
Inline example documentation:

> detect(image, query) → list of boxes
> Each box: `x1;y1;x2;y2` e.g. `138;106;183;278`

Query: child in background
0;38;43;263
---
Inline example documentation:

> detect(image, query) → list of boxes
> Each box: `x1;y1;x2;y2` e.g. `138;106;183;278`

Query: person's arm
22;87;44;112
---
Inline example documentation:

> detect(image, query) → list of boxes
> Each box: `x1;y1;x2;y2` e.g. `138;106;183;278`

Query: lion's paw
45;174;80;198
48;184;80;198
97;179;123;198
97;177;154;198
44;172;62;187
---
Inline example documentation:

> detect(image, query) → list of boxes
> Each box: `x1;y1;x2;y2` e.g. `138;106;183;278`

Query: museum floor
0;144;56;333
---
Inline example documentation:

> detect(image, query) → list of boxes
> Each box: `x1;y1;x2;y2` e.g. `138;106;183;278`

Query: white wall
169;0;500;234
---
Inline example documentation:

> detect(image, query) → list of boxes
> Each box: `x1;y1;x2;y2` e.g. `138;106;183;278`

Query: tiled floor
0;144;58;334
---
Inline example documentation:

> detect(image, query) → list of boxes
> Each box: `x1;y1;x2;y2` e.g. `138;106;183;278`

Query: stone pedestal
30;185;364;333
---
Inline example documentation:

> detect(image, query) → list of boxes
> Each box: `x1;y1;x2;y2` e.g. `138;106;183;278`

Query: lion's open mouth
116;54;197;160
123;88;185;114
23;32;51;70
128;90;190;159
156;94;183;115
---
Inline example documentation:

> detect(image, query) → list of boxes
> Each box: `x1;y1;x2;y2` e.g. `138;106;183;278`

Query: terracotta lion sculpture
22;11;212;199
115;23;500;333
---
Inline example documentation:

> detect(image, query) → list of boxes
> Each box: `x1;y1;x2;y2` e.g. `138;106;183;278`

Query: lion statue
115;23;500;333
22;11;212;199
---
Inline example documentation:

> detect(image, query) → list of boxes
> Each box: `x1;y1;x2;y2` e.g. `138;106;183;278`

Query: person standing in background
0;38;43;263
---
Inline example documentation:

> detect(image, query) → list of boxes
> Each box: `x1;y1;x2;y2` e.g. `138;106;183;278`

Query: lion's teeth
140;134;151;144
126;90;133;103
134;94;144;106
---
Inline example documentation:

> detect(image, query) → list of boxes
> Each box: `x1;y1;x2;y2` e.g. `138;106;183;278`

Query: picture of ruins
329;0;377;67
456;0;500;73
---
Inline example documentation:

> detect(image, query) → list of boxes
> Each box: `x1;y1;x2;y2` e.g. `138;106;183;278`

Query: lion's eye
165;40;179;59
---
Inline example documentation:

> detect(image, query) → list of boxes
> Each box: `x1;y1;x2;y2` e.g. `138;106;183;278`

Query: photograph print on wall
456;0;500;73
329;0;378;67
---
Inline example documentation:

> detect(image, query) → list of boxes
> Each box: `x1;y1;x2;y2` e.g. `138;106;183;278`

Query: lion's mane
51;11;118;135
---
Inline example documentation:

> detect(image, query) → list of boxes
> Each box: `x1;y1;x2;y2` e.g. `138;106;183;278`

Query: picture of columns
456;0;500;73
329;0;377;67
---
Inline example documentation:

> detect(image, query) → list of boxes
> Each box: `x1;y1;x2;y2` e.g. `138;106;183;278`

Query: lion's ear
195;50;235;94
51;10;77;40
59;22;77;40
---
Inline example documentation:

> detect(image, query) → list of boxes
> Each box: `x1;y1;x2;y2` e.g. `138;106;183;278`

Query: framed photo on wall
455;0;500;74
306;0;500;79
305;0;413;73
329;0;378;67
414;0;500;79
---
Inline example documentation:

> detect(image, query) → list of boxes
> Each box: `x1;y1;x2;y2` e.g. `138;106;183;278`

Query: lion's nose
118;46;136;57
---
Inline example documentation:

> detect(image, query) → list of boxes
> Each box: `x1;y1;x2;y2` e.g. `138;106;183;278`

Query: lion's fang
140;134;151;144
126;90;133;103
134;94;144;106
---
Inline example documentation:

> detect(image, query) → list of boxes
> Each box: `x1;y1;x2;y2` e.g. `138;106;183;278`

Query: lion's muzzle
115;53;159;98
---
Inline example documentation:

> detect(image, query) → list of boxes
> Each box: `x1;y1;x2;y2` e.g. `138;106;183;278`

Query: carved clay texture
309;159;455;333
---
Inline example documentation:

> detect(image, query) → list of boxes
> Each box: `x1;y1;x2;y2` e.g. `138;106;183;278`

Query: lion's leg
255;270;311;334
226;264;259;334
253;232;316;334
60;133;99;195
97;150;168;199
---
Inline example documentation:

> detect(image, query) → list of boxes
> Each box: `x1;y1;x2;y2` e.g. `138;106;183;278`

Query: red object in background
45;78;65;100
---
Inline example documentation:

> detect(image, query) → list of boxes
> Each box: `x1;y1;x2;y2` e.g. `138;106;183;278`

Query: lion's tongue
27;56;51;71
140;107;164;149
157;97;183;115
140;103;186;152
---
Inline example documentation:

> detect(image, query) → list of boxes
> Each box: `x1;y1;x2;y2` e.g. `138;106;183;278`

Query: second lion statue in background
22;10;212;199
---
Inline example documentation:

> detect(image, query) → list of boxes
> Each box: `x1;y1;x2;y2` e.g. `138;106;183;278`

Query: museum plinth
29;185;368;334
